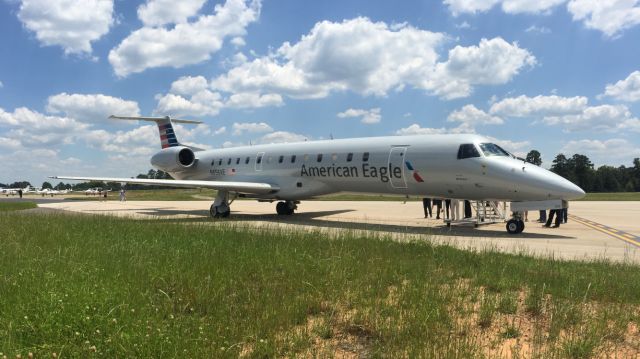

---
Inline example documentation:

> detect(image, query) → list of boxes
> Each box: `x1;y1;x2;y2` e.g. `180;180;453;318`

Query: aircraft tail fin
109;115;203;150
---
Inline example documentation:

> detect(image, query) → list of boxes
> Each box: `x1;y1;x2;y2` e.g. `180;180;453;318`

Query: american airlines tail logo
405;161;424;183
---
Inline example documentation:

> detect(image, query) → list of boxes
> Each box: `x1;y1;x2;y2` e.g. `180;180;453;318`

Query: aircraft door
388;146;408;189
255;152;265;171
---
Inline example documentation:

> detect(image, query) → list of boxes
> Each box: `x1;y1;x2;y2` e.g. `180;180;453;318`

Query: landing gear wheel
210;203;230;218
516;220;525;234
506;219;520;234
276;201;296;215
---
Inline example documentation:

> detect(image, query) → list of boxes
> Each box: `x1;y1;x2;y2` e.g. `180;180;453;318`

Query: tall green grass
0;201;37;211
0;212;639;357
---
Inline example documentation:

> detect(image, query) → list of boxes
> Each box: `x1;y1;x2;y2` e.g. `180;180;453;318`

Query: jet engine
150;146;197;172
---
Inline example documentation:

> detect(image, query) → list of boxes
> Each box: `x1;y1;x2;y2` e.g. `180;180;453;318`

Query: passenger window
211;159;215;166
227;158;231;165
362;152;369;162
347;153;353;162
256;155;262;164
278;155;284;163
245;157;250;164
236;158;240;165
291;155;296;163
317;154;323;162
218;159;222;166
457;144;481;159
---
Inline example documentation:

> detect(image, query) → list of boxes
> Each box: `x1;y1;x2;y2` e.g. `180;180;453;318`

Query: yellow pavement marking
571;216;640;248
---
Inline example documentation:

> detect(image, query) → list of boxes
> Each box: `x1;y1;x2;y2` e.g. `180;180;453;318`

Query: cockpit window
479;143;510;157
457;144;480;159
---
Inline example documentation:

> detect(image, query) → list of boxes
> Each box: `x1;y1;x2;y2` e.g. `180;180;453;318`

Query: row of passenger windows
211;152;370;166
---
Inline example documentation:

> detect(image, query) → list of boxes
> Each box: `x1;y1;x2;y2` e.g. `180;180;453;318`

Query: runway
32;199;640;264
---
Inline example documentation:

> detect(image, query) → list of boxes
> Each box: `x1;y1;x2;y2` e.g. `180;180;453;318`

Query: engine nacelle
150;146;197;173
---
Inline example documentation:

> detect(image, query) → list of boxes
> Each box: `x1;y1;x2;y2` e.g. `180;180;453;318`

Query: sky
1;0;640;185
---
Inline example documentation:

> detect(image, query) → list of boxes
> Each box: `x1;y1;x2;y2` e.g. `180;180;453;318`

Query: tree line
526;150;640;192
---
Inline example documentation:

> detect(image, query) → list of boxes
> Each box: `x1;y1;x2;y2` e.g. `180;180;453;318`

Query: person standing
545;209;561;228
18;189;22;199
451;199;460;221
444;199;451;220
538;210;547;223
433;199;443;219
464;200;472;219
422;198;432;218
562;207;568;223
119;188;126;202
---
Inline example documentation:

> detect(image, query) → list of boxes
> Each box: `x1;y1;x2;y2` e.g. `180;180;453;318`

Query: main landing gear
276;201;297;215
210;190;231;218
506;215;525;234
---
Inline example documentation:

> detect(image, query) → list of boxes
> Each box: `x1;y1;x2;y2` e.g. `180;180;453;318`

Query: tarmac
30;199;640;264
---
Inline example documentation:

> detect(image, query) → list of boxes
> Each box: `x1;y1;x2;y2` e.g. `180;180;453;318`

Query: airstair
444;200;507;227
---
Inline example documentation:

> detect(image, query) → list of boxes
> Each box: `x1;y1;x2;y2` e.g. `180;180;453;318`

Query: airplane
35;188;73;197
1;185;31;196
53;115;585;234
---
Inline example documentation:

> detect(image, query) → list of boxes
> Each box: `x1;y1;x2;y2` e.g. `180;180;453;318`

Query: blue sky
1;0;639;185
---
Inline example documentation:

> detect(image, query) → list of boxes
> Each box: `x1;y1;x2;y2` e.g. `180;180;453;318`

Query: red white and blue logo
405;161;424;183
158;123;179;149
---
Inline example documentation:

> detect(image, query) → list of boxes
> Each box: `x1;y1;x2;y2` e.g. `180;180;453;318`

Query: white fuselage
162;134;584;202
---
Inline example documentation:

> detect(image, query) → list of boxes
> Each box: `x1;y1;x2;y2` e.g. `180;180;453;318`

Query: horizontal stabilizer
50;176;279;195
109;115;202;124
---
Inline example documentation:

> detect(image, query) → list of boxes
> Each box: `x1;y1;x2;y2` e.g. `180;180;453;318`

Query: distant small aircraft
54;115;585;234
1;185;30;196
84;187;110;196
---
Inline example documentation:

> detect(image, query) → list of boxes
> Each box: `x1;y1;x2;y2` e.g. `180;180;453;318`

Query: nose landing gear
506;216;525;234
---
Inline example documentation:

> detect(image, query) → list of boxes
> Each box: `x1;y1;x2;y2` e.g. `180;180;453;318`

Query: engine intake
151;146;197;173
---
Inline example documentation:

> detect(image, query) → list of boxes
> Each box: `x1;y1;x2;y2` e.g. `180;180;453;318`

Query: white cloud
214;126;227;135
225;92;284;108
489;94;587;117
154;92;224;117
46;93;140;123
395;123;475;135
109;0;261;77
456;21;472;29
561;138;640;164
258;131;307;144
169;76;210;96
211;18;535;101
137;0;206;27
542;104;640;132
444;0;565;15
337;108;381;124
525;25;551;33
429;38;536;99
17;0;114;55
447;104;503;125
602;70;640;102
232;122;273;135
567;0;640;37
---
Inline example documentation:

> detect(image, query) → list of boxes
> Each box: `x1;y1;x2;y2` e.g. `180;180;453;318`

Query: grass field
578;192;640;201
1;212;639;357
0;201;37;211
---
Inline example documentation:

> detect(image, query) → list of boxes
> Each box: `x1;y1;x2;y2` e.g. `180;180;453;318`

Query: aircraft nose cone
559;179;586;200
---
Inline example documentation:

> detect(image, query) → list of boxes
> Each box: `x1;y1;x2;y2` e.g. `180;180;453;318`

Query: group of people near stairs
422;198;473;221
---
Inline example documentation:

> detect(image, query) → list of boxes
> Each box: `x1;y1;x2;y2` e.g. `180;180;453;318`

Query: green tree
569;154;595;191
525;150;542;166
41;181;53;189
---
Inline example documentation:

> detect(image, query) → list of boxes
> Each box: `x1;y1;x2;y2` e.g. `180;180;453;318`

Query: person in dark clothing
18;189;23;199
433;199;442;219
562;207;568;223
422;198;432;218
444;199;451;220
545;209;562;228
538;210;546;223
464;200;472;218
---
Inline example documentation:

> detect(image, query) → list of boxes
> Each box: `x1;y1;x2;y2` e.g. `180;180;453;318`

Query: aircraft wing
50;176;279;195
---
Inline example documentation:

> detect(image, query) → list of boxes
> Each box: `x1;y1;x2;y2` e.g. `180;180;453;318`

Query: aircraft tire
506;219;520;234
276;201;286;215
210;204;230;218
516;220;525;234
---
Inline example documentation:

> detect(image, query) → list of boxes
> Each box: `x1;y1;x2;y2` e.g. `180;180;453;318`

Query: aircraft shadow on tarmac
154;208;571;240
